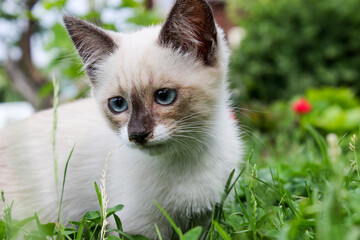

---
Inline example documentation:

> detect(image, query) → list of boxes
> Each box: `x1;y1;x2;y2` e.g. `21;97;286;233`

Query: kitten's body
0;0;242;238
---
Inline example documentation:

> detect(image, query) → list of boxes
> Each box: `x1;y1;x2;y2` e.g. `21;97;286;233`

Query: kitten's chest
106;139;237;237
143;157;222;213
107;146;228;217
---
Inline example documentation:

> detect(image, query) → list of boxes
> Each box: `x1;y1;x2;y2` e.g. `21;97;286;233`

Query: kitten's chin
126;142;168;156
127;140;181;156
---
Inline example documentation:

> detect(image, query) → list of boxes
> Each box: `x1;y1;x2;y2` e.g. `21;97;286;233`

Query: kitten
0;0;243;238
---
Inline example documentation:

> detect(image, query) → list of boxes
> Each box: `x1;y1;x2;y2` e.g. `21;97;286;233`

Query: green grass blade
154;223;163;240
94;182;103;219
247;149;255;163
338;133;348;145
58;144;76;224
224;168;245;199
113;213;123;238
154;201;184;239
75;216;86;240
106;229;136;240
89;224;99;240
305;181;312;201
11;216;35;237
224;169;235;196
345;164;355;189
234;186;250;221
34;213;46;238
212;221;231;240
305;124;329;164
52;76;60;199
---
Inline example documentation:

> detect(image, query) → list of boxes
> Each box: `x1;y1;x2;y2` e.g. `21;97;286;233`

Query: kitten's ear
158;0;217;66
63;15;117;81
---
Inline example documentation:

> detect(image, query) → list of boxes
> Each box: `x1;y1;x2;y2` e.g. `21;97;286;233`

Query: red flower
292;98;312;114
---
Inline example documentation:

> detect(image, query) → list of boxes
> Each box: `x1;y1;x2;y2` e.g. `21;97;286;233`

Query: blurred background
1;0;360;138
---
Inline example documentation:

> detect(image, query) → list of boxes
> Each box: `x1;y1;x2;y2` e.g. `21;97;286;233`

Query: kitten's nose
128;132;150;145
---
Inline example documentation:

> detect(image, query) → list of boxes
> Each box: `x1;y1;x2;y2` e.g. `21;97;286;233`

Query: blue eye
155;89;177;105
108;97;128;113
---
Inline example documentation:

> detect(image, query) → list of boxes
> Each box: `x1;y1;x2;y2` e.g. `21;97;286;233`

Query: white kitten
0;0;243;238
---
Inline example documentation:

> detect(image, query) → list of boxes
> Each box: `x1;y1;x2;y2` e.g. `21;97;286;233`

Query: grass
1;101;360;239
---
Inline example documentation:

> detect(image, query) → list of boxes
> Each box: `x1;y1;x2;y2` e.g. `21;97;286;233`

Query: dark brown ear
63;15;117;81
158;0;217;66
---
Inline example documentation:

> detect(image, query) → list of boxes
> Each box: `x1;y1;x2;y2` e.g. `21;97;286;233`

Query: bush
301;87;360;133
229;0;360;103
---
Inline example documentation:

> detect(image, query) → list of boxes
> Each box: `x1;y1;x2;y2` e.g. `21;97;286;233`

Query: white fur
0;23;243;239
152;124;172;143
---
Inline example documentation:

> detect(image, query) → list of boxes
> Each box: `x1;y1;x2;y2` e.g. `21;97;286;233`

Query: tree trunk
4;0;52;109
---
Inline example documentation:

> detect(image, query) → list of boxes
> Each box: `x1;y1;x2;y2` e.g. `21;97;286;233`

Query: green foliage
0;220;5;240
237;86;360;138
226;124;360;239
43;0;67;10
301;87;360;132
229;0;360;103
0;67;23;102
0;185;135;240
121;0;163;26
154;202;203;240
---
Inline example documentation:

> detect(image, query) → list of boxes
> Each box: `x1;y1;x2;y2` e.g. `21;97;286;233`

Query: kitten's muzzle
127;93;154;146
128;132;151;145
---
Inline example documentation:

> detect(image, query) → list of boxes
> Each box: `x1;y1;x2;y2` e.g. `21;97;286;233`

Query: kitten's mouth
129;140;169;154
138;141;166;149
126;133;173;154
128;134;168;149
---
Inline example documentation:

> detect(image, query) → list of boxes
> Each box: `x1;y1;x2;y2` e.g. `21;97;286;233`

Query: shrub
228;0;360;103
300;87;360;133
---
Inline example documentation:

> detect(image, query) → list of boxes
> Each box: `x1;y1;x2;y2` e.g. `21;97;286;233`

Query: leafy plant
301;87;360;133
228;0;360;103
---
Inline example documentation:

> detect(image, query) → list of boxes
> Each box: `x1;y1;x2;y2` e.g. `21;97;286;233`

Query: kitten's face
64;0;229;155
93;30;223;153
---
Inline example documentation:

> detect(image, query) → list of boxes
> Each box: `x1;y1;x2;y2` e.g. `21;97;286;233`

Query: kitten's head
64;0;230;155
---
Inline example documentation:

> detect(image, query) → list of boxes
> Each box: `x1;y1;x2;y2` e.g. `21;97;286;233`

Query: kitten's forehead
95;25;223;103
104;27;160;89
119;26;161;50
110;31;214;80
